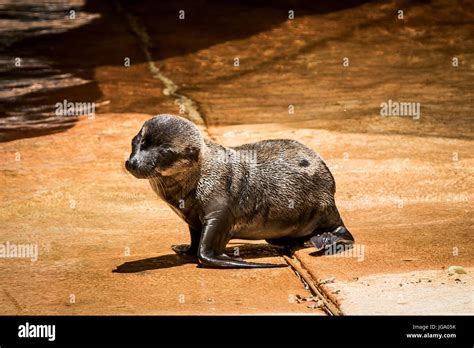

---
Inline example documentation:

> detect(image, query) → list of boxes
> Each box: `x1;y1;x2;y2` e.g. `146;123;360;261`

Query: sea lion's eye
141;138;151;150
157;144;174;156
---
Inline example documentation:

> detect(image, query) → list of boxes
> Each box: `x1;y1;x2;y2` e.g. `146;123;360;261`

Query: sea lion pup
125;114;354;269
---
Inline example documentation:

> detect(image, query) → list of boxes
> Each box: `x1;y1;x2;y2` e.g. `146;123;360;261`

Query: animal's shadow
113;243;298;273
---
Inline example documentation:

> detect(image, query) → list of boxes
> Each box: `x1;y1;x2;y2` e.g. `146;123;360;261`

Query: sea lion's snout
125;160;135;172
125;136;157;179
124;158;134;171
125;155;153;179
125;158;142;175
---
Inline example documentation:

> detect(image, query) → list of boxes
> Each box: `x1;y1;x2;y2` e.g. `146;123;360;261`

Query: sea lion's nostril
125;158;139;171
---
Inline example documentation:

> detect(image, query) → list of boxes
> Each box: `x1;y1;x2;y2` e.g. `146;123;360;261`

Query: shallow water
0;0;99;141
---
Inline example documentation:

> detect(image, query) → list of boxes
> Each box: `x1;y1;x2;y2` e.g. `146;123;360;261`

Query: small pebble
319;276;336;285
448;266;466;275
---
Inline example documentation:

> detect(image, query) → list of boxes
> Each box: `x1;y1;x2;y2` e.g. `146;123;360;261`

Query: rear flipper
310;226;354;254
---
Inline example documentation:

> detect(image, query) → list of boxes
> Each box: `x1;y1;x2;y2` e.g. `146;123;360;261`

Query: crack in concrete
282;253;343;316
3;287;23;313
118;2;209;134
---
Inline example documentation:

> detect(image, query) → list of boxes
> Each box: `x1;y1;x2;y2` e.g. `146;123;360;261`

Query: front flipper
198;253;287;269
171;244;196;256
171;226;201;256
197;202;287;269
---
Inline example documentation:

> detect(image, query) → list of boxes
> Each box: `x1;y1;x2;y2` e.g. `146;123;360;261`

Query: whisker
151;170;167;199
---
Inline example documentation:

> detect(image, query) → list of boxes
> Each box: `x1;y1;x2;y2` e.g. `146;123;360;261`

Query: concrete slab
322;268;473;315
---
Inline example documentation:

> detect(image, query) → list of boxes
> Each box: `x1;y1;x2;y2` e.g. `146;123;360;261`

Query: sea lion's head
125;114;203;178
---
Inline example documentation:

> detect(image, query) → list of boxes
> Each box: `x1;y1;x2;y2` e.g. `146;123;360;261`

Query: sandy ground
1;0;473;315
